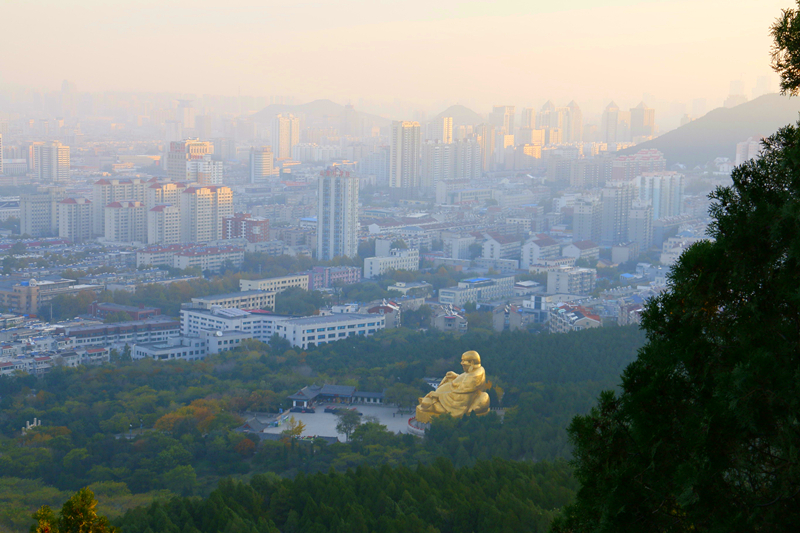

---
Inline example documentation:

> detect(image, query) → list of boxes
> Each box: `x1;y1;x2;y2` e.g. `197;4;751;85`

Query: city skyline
0;0;786;114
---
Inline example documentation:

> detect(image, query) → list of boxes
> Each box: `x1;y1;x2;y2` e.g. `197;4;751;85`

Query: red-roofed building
58;197;93;243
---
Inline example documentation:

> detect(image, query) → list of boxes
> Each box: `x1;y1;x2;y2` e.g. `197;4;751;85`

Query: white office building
316;168;359;261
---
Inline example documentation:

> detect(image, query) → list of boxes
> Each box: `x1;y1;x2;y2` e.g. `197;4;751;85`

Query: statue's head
461;350;481;372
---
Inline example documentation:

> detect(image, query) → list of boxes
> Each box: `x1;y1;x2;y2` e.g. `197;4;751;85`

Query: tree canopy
552;125;800;532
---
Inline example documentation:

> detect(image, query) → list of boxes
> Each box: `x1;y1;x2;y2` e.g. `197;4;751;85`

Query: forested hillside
117;459;577;533
0;326;644;531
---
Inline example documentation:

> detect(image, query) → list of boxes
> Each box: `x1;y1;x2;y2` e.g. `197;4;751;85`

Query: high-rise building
611;149;667;181
476;123;495;172
636;171;684;220
521;108;535;129
317;168;359;261
601;102;620;143
490;106;515;134
0;134;3;175
573;198;602;243
105;200;147;243
421;141;454;189
454;139;482;179
177;100;195;129
146;181;186;209
630;102;656;140
271;114;300;159
249;146;275;184
93;178;149;236
735;137;763;166
147;204;181;245
180;185;233;243
58;197;93;243
442;117;453;144
628;201;654;250
566;101;583;143
166;140;214;182
358;146;390;186
187;154;223;185
35;141;70;183
389;121;421;189
20;187;66;237
601;181;637;246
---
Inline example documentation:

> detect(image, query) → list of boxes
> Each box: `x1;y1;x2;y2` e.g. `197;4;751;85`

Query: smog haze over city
1;1;800;532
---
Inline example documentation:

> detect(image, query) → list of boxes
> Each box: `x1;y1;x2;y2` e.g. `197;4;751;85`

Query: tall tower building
58;197;93;243
421;141;455;189
0;134;3;175
601;181;638;246
454;139;482;180
476;123;495;172
21;187;67;237
316;168;359;261
636;171;684;220
490;106;515;134
147;204;181;245
566;101;583;143
167;140;214;182
573;198;602;243
271;114;300;159
628;201;654;250
441;117;453;144
521;108;535;129
180;185;233;243
93;178;149;236
601;102;620;143
630;102;656;140
389;121;421;189
249;146;275;184
105;200;147;243
35;141;70;183
187;154;223;185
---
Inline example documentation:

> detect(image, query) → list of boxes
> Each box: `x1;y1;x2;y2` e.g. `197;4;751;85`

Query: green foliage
771;1;800;96
274;287;325;315
117;459;577;533
49;291;97;321
334;410;361;441
0;326;644;529
102;312;131;324
552;124;800;532
31;488;117;533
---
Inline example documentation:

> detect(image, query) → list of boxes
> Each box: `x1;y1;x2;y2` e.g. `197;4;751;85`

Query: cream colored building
364;249;420;279
166;139;213;182
20;186;66;237
105;200;147;243
34;141;70;183
147;204;181;244
58;197;93;243
180;185;233;243
93;178;149;236
239;274;309;293
389;121;421;189
271;114;300;159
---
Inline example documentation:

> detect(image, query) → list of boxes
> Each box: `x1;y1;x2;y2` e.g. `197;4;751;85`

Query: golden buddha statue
415;350;490;424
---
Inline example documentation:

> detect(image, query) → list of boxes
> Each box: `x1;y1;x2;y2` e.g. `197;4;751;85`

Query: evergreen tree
553;14;800;530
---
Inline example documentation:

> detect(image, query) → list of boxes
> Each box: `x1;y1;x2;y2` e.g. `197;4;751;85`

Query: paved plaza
261;404;414;442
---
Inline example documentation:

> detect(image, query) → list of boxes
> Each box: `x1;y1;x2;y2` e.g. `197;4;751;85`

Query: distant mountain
432;104;484;127
622;93;800;167
250;99;391;128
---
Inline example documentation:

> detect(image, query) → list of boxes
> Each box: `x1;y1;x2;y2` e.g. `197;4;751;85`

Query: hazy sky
0;0;790;111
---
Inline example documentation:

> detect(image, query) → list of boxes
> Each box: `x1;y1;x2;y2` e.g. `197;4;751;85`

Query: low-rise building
239;274;310;293
438;275;515;307
181;307;289;341
546;267;597;295
562;240;600;262
55;317;180;348
274;313;385;350
548;303;602;333
387;281;433;298
88;302;161;321
188;290;276;311
364;248;420;279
